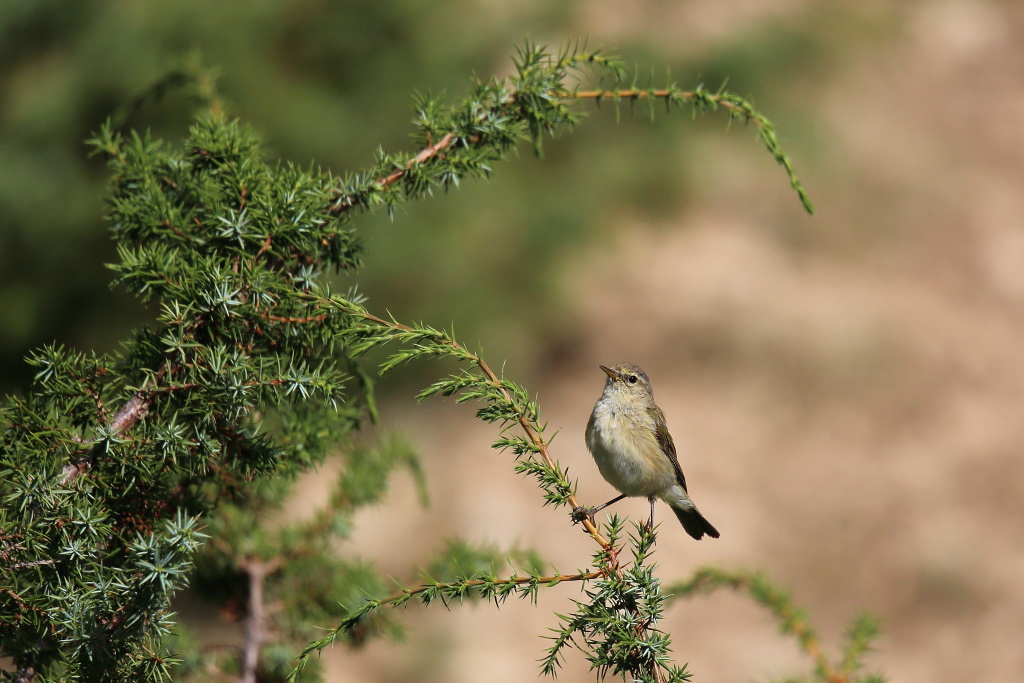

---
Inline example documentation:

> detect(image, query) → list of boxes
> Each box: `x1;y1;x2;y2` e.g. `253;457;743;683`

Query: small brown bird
583;363;719;540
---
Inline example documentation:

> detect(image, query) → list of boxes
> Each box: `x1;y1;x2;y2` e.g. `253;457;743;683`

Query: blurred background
3;1;1023;681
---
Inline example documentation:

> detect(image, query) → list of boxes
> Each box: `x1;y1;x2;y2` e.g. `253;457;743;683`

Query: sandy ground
277;2;1024;682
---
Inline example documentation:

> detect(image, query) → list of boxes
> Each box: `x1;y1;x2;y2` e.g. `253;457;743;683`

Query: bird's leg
592;493;628;515
572;494;627;525
644;497;656;532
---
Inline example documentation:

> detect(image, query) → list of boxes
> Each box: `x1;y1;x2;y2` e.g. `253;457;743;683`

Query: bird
582;363;719;540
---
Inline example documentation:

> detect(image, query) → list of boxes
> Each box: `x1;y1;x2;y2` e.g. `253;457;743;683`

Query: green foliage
0;38;871;683
1;112;375;680
325;40;812;221
544;520;692;682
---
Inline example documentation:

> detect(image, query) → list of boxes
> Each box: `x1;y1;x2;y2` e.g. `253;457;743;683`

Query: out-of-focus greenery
0;0;842;394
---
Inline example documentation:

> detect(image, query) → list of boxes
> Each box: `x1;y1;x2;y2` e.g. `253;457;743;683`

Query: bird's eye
628;375;638;384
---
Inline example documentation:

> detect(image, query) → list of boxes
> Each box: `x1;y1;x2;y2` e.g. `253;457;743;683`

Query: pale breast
587;400;675;496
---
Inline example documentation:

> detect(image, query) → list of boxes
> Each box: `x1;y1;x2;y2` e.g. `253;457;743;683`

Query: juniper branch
326;42;812;221
305;292;612;550
291;570;603;678
564;85;813;214
838;614;882;680
300;292;690;682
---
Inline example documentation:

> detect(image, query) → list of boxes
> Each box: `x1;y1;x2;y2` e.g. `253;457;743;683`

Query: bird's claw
571;506;596;526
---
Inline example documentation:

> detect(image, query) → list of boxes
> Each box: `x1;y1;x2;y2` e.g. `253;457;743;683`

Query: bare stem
60;364;168;485
239;557;282;683
330;132;457;214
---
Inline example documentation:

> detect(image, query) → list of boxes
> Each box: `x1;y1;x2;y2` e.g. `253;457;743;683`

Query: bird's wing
648;404;688;492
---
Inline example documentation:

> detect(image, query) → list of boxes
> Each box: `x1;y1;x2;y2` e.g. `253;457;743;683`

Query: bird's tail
672;504;720;540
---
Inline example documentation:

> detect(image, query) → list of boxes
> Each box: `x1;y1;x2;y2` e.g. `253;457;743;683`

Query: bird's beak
599;365;619;381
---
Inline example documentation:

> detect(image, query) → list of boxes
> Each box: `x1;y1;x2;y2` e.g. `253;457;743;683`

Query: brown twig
11;559;55;569
60;365;168;486
161;219;188;240
478;357;613;548
325;84;760;226
253;234;272;262
329;132;457;214
109;386;156;434
149;377;289;394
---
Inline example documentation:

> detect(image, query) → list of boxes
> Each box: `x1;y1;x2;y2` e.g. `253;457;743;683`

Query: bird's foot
571;506;596;526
